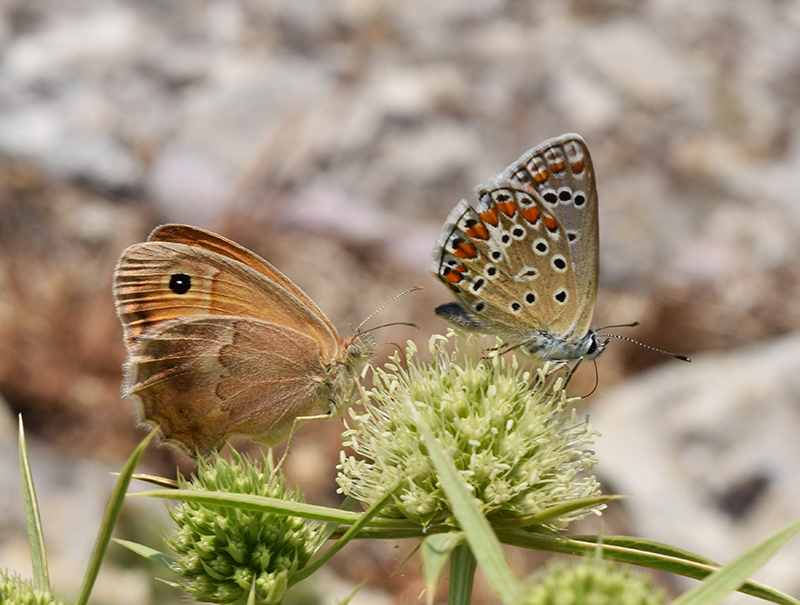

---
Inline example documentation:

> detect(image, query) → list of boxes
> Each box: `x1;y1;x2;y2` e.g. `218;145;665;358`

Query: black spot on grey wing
574;192;586;207
490;249;503;261
511;226;525;239
558;188;572;202
471;278;486;292
567;231;578;242
509;300;522;312
552;256;567;271
525;292;536;304
169;273;191;294
542;191;558;205
534;240;548;254
475;301;486;312
554;289;568;303
485;265;498;277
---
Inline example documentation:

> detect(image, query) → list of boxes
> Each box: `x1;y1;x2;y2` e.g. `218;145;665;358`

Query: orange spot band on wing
464;223;489;239
496;200;516;217
479;207;499;226
443;265;465;284
522;206;541;224
544;216;558;232
570;158;586;173
453;241;478;258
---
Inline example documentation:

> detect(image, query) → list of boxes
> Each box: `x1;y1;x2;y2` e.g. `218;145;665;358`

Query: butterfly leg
269;412;332;479
561;359;582;386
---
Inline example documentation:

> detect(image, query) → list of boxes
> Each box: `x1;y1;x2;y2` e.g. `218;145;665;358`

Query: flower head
517;557;668;604
337;331;604;530
167;451;320;604
0;570;62;605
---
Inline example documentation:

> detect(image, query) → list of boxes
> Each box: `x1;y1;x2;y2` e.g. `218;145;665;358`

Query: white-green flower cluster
0;570;62;605
337;331;604;531
167;451;321;604
517;558;668;605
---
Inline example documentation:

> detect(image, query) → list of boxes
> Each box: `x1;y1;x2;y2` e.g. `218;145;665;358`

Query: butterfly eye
169;273;192;294
349;343;362;358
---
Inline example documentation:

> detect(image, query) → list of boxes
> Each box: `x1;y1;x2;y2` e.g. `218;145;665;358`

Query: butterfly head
519;328;607;363
342;332;376;372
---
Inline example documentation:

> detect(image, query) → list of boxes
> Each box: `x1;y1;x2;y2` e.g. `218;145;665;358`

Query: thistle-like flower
337;331;604;531
516;557;668;604
0;570;62;605
166;451;320;604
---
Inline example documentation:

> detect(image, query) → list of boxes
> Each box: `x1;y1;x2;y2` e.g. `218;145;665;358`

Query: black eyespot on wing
169;273;191;294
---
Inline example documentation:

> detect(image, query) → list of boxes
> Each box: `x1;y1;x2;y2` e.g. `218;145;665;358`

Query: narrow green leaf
18;414;49;591
73;430;156;605
136;488;363;524
497;494;626;528
113;538;177;570
673;520;800;605
416;419;519;605
130;473;178;489
572;535;718;565
291;480;402;584
447;542;477;605
421;532;464;605
247;575;257;605
317;495;358;549
499;530;800;605
333;579;366;605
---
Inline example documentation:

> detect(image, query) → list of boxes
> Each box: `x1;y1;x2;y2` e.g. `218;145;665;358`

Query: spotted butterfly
431;133;605;362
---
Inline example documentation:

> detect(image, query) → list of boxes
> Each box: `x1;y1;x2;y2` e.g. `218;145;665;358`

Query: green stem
447;543;477;605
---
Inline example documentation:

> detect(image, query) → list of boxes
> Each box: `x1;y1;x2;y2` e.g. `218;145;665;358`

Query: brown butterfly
113;224;374;457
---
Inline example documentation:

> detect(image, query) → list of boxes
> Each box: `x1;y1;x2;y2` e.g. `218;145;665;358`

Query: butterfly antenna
358;321;420;337
597;320;640;330
353;286;423;333
596;332;691;362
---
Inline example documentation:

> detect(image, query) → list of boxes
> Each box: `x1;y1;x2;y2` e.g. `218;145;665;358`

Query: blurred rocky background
2;0;800;603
